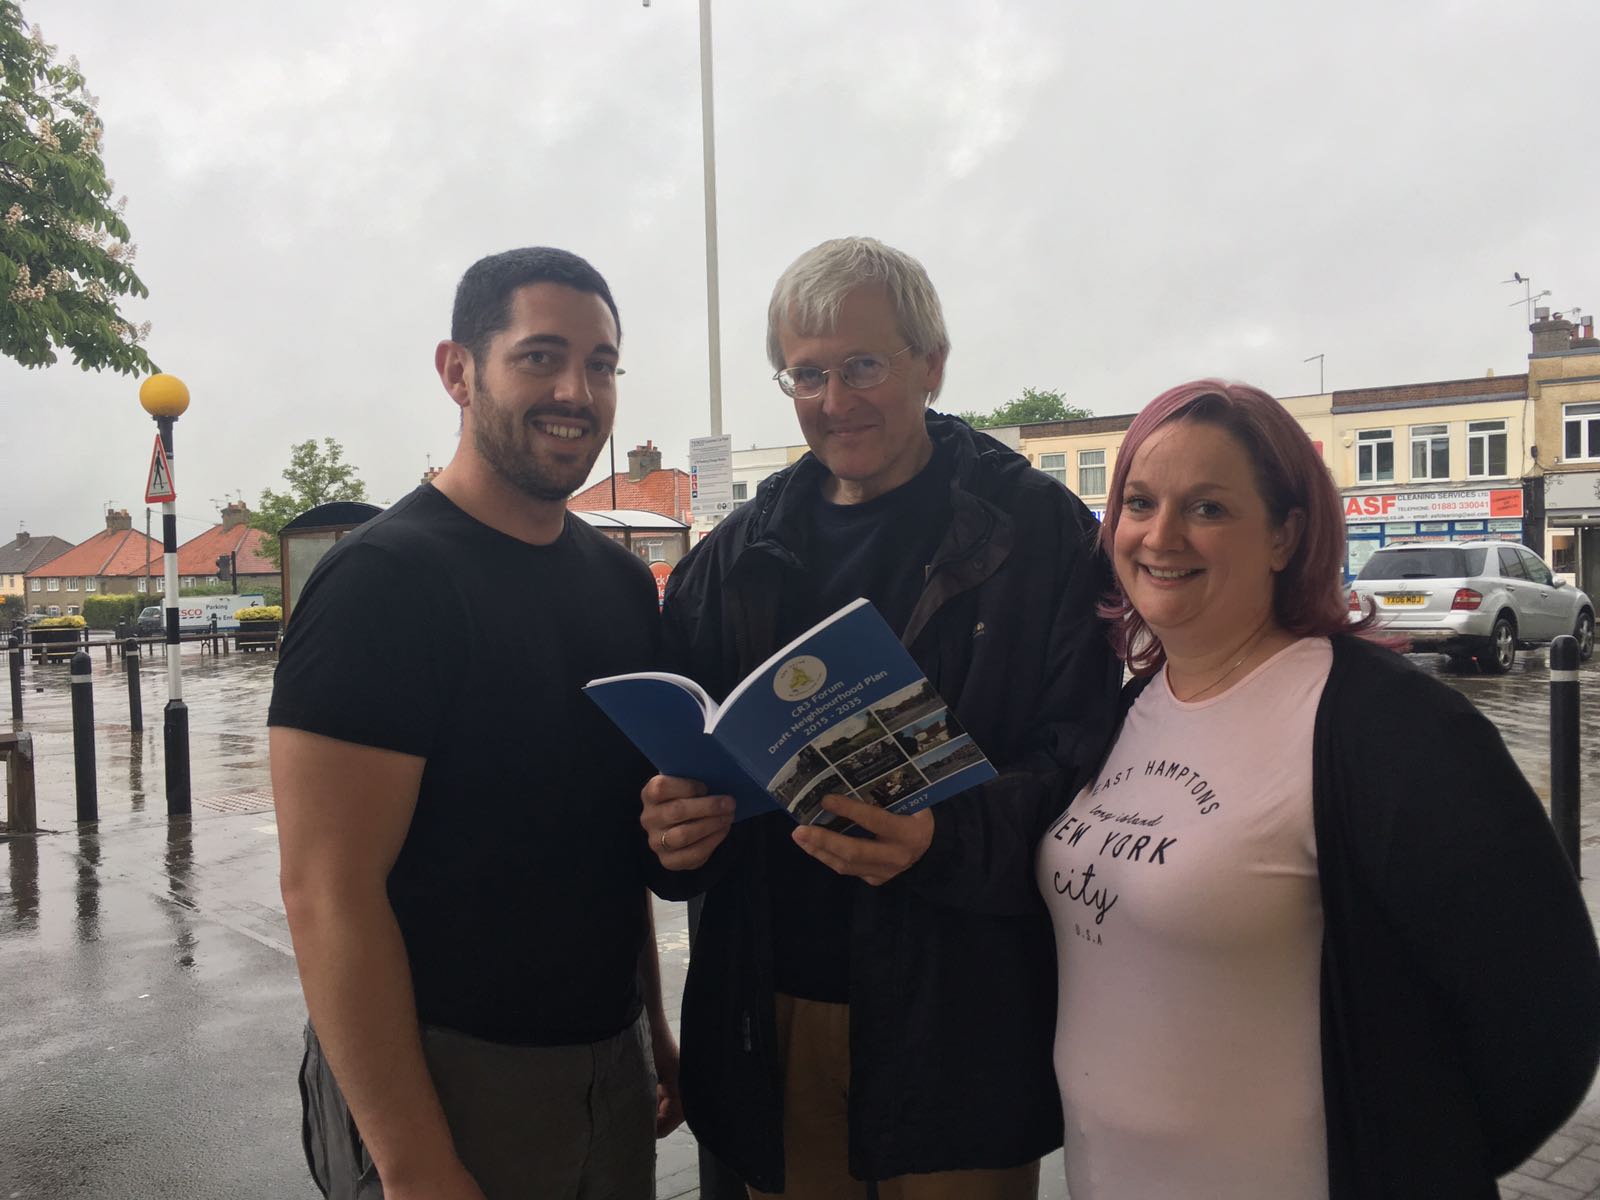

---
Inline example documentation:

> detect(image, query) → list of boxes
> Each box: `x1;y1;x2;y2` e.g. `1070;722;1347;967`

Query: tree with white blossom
1;1;156;374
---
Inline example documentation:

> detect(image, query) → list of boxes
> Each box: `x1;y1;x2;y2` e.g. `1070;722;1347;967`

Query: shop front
1342;486;1526;580
1539;471;1600;596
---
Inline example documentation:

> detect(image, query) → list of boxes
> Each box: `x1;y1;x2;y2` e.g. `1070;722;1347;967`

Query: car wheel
1482;615;1516;675
1576;610;1595;662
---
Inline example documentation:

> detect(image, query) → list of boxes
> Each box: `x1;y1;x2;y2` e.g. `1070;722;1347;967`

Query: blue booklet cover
584;598;996;828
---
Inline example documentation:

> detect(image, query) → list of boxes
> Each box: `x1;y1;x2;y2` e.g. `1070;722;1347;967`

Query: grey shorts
300;1015;658;1200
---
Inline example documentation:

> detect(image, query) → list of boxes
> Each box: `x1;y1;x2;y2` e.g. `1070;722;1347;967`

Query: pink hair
1097;379;1368;675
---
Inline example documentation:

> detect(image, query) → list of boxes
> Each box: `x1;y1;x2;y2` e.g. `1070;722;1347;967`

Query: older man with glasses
641;237;1121;1199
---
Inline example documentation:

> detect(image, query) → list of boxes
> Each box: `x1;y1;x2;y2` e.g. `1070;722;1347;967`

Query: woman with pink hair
1037;379;1600;1199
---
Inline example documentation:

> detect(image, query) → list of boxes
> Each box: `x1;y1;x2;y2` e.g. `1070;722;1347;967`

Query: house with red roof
176;502;277;592
24;509;161;615
568;442;693;523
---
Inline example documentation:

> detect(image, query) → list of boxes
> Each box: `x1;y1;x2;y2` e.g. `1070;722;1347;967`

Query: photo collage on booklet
767;680;980;832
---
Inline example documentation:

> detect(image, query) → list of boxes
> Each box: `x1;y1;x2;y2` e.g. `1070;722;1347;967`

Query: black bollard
125;638;143;733
8;634;20;724
1550;634;1581;876
210;614;219;656
70;650;98;822
165;699;191;816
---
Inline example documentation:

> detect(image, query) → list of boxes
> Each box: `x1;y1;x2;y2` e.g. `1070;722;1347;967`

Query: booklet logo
773;656;827;702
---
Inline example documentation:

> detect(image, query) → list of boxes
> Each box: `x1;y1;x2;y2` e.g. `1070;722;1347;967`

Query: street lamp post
138;373;192;816
1303;353;1325;394
645;0;723;437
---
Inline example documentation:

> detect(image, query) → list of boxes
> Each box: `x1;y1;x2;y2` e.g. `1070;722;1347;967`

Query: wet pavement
2;642;1599;1198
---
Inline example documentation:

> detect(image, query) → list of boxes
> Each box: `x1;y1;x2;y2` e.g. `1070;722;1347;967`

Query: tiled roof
0;534;75;575
176;523;276;576
569;469;694;523
27;528;162;579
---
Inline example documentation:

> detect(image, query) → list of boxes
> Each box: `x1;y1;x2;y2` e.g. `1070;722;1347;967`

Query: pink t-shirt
1036;636;1334;1200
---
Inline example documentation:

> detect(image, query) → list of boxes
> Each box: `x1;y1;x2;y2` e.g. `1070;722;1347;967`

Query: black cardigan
1315;635;1599;1196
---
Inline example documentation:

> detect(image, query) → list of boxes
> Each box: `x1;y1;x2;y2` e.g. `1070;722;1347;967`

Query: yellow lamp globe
139;373;191;418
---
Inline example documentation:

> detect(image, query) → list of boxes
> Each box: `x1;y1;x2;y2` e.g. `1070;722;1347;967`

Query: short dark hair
1098;378;1366;674
450;247;621;362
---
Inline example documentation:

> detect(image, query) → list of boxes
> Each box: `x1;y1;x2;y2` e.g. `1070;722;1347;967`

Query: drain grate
195;788;276;815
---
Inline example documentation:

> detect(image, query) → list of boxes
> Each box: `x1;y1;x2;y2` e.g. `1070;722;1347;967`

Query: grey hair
766;237;951;400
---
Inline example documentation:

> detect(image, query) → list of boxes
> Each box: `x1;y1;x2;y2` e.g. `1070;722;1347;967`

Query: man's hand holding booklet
585;598;995;834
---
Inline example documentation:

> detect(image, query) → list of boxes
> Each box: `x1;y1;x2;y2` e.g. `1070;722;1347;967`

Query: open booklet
584;598;996;830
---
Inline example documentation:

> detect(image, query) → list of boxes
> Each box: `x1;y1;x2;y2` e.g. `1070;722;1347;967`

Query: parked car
1349;540;1594;673
136;605;164;636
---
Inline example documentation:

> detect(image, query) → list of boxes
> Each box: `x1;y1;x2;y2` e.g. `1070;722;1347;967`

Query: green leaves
249;439;372;566
0;0;155;375
957;387;1093;429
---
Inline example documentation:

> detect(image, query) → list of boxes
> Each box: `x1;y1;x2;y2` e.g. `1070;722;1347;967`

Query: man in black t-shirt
639;238;1121;1198
269;248;685;1200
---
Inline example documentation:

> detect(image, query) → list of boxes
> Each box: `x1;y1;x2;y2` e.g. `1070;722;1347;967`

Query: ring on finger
660;828;672;853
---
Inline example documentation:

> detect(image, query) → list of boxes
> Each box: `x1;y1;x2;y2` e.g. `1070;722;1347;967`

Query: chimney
627;440;662;482
220;501;250;531
1575;315;1598;349
14;531;28;547
105;508;132;533
1532;307;1574;355
421;466;442;485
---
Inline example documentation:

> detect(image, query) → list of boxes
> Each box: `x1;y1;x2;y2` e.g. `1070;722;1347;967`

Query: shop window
1467;420;1507;477
1564;403;1600;462
1357;430;1394;483
1038;453;1066;487
1409;424;1449;481
1552;537;1576;574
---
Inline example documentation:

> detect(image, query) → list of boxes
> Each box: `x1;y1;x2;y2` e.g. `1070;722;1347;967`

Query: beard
471;377;606;502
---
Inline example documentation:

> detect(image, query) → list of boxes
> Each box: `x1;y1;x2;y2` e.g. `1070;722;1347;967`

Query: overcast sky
4;0;1596;544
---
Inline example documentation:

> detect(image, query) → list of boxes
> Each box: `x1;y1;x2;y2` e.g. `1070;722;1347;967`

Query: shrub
82;594;145;629
235;605;282;622
37;615;87;629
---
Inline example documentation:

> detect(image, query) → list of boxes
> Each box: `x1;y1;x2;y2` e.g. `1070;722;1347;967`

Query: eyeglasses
772;346;912;400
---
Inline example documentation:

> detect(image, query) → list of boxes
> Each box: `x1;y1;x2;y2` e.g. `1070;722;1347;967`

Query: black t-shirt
767;447;954;1002
268;485;659;1046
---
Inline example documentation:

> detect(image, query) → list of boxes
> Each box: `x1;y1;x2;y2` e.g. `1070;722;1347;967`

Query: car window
1518;548;1554;586
1498;546;1529;580
1357;547;1475;580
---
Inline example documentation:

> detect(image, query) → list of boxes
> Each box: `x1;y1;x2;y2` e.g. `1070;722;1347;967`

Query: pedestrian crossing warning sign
145;434;176;503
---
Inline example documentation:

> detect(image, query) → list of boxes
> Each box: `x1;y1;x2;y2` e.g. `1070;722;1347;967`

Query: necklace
1168;615;1275;703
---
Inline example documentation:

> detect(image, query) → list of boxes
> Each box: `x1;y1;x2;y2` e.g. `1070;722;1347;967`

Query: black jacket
1110;635;1600;1198
653;413;1122;1189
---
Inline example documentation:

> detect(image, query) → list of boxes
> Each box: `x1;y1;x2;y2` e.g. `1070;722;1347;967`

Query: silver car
1349;540;1594;673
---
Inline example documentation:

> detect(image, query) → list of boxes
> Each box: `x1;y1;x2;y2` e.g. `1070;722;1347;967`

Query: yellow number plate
1381;593;1425;606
